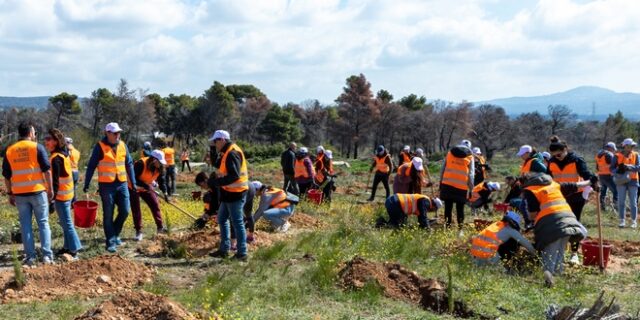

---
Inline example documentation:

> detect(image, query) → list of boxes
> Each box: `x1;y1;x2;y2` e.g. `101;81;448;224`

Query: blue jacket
83;137;135;189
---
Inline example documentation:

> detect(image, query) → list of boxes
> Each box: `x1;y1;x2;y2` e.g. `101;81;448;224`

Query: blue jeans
617;183;638;222
72;171;79;203
15;192;52;260
218;196;247;255
99;182;130;249
54;200;82;252
264;205;295;228
599;174;617;206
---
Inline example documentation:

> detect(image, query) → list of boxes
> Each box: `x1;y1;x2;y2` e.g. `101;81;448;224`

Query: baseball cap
251;181;263;191
143;141;151;148
412;157;424;171
517;145;532;157
460;140;471;148
487;182;501;191
541;151;551;160
209;130;230;141
472;147;481;155
105;122;123;133
65;137;73;144
432;197;443;209
317;145;325;153
622;138;637;147
325;150;333;159
416;148;424;156
403;145;410;152
605;142;617;151
299;147;308;154
150;149;167;165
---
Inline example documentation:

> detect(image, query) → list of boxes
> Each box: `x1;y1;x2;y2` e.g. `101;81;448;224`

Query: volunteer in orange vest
314;146;328;186
546;136;597;264
320;149;336;203
140;141;152;158
65;137;81;204
129;150;169;241
162;142;176;196
2;122;54;265
439;139;475;233
379;193;442;229
294;147;315;196
207;130;250;261
595;142;618;210
468;181;500;211
470;211;535;269
368;145;393;201
541;151;551;168
472;147;491;186
181;148;191;172
393;157;427;194
517;145;547;175
611;138;640;228
46;129;83;260
83;122;136;253
252;181;298;233
520;172;590;287
398;145;412;167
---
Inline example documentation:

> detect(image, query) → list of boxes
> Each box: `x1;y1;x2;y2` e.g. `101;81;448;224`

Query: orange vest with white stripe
163;147;175;166
218;144;249;193
137;157;160;186
50;152;74;201
396;194;430;216
267;188;290;209
548;161;583;192
69;145;80;172
524;181;574;224
294;158;310;178
520;158;534;175
400;151;411;164
470;221;506;259
468;183;487;203
595;152;611;176
374;155;390;174
441;151;472;190
97;141;128;183
6;140;46;194
616;151;639;180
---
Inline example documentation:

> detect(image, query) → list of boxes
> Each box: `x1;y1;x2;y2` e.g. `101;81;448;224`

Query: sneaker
69;252;79;261
135;232;144;242
115;238;124;246
246;234;255;243
55;248;70;256
22;258;36;267
632;221;638;229
157;228;169;234
208;250;228;258
106;246;117;253
569;253;580;265
458;230;465;238
42;256;54;265
232;253;248;261
280;221;291;233
619;220;626;228
367;198;374;202
543;270;554;288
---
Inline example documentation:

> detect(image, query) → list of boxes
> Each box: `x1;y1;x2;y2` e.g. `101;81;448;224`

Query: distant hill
0;96;50;109
478;86;640;119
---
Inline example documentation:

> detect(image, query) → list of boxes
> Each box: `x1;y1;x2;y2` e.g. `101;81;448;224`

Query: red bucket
307;189;323;205
494;203;509;213
581;240;613;268
73;200;98;228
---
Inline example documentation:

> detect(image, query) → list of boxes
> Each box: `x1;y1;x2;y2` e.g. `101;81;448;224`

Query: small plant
163;239;188;259
165;208;172;235
11;248;26;290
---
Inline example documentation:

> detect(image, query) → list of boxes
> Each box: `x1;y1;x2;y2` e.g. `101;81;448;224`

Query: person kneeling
252;182;298;233
468;181;500;213
379;194;442;229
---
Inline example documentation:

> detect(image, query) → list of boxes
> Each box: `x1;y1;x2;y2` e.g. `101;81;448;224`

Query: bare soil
74;290;197;320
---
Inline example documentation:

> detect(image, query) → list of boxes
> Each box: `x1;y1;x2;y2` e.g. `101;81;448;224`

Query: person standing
517;145;547;175
3;122;54;265
130;150;169;241
368;145;393;201
294;147;315;196
65;137;81;204
207;130;249;261
280;142;298;195
46;129;82;260
398;145;412;167
84;122;135;253
181;148;191;172
472;147;491;186
439;139;474;234
162;142;176;196
596;142;618;211
611;138;640;228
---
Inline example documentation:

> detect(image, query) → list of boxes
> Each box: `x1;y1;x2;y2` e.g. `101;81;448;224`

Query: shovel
152;189;197;221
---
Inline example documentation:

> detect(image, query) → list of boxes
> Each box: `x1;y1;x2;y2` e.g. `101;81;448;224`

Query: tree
235;96;272;142
512;111;548;148
166;94;197;143
435;102;472;151
335;74;378;159
48;92;80;128
147;93;170;133
471;104;511;160
398;94;428;111
195;81;237;135
376;90;394;103
600;111;634;146
292;100;329;146
548;105;576;135
258;104;302;144
86;88;114;136
225;84;265;101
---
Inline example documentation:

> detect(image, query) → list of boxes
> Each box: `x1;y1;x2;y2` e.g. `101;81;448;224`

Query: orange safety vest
50;152;74;201
163;147;175;166
396;194;430;216
181;151;190;161
520;158;533;175
295;158;310;179
315;153;326;182
396;162;412;176
6;140;46;194
401;151;411;164
137;157;161;186
524;181;573;223
218;144;249;193
441;151;472;190
468;183;487;203
548;161;583;192
470;221;507;259
595;152;612;176
374;154;390;174
69;145;80;172
97;141;128;183
616;151;639;180
267;188;290;209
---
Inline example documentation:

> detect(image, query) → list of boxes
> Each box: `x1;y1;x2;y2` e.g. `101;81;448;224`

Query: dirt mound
0;255;154;303
75;290;196;320
290;212;324;229
338;256;483;318
586;237;640;259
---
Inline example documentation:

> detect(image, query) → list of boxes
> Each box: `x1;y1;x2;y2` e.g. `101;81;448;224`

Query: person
319;149;336;203
547;136;597;264
517;145;547;175
281;142;298;195
140;141;152;158
84;122;135;253
472;147;491;186
230;177;257;249
439;139;474;233
611;138;640;228
193;172;219;229
468;181;500;211
393;157;426;194
379;193;442;229
595;142;618;211
520;173;589;287
162;142;176;196
129;149;169;241
181;148;191;172
207;130;249;261
470;211;536;269
65;137;81;204
294;147;315;196
3;122;54;265
398;145;412;166
252;181;297;232
368;145;393;201
541;151;551;168
503;176;522;205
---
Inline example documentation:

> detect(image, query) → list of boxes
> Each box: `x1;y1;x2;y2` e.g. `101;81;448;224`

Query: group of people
280;142;336;202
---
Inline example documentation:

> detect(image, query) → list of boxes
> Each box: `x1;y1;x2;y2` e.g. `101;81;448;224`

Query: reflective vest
396;194;430;216
441;151;472;190
97;141;128;183
181;151;190;161
267;188;290;209
374;154;390;174
5;140;46;194
401;151;411;164
548;161;583;192
469;183;488;203
520;158;533;175
595;152;612;176
163;147;175;166
315;153;326;182
396;162;412;177
294;158;310;178
470;221;506;259
137;157;160;186
616;151;639;180
218;144;249;193
524;181;573;224
50;152;74;201
68;145;80;172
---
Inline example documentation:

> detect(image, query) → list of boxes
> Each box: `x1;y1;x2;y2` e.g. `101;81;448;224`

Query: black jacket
209;142;246;202
281;148;296;175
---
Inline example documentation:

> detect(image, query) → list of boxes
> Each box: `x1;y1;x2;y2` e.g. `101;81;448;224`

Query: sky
1;0;640;105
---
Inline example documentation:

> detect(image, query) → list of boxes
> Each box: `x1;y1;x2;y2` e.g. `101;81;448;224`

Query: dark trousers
129;187;163;232
370;172;390;200
181;160;191;172
165;165;176;195
283;174;299;195
322;180;334;203
385;197;428;228
568;195;586;252
599;175;618;206
444;199;465;228
298;181;312;197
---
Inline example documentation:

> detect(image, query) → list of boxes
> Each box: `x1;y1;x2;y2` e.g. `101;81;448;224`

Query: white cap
317;145;325;153
541;151;551;160
65;137;73;144
105;122;123;133
143;141;151;148
412;157;424;171
416;148;424;157
605;142;617;151
432;197;443;209
622;138;637;147
325;150;333;159
472;147;481;155
299;147;308;154
517;145;532;157
403;145;410;152
251;181;263;191
150;149;167;165
209;130;231;141
487;182;501;191
460;140;471;148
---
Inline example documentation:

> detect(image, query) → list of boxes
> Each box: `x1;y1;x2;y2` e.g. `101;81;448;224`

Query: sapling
12;248;26;290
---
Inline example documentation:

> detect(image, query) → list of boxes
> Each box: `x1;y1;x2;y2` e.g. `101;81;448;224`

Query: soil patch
74;290;196;320
338;256;486;318
0;255;154;303
289;212;325;229
586;237;640;259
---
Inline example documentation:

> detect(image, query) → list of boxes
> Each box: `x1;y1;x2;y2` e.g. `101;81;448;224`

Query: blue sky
1;0;639;105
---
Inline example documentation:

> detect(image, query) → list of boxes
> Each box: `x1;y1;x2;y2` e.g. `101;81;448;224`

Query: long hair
48;128;67;152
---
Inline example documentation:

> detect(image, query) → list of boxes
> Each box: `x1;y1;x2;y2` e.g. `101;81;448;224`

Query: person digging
252;181;299;233
193;171;219;230
376;193;442;229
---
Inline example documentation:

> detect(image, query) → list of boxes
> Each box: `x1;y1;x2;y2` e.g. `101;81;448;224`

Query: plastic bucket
73;200;99;228
494;203;509;213
307;189;323;205
581;240;613;268
474;218;492;231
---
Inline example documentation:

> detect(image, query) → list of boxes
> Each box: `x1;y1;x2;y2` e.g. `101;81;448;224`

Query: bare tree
548;105;576;135
335;74;378;159
512;111;548;148
471;104;510;160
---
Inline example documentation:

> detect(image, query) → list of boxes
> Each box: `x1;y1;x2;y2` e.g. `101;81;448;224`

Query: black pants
283;174;299;195
322;180;334;203
444;199;465;228
370;172;390;200
181;160;191;172
165;165;176;196
568;195;586;252
498;239;519;262
298;182;312;197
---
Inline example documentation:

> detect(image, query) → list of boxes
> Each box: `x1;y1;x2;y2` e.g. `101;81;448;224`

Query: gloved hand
49;202;56;214
618;163;627;173
589;175;599;187
83;185;90;193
